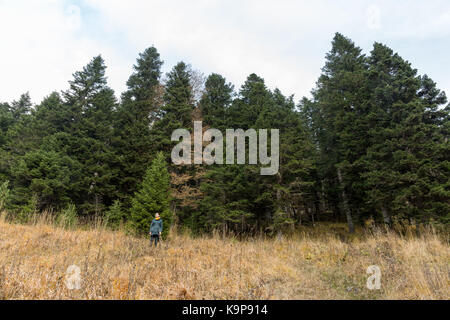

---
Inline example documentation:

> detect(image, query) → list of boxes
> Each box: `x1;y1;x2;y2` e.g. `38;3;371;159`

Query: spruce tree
149;62;196;228
151;61;194;155
130;152;171;235
199;73;234;131
361;43;450;223
256;89;316;231
10;93;32;120
61;56;118;214
115;47;163;207
306;33;369;233
0;102;13;182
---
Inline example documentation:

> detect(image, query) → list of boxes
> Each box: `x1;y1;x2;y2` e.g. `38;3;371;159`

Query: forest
0;33;449;235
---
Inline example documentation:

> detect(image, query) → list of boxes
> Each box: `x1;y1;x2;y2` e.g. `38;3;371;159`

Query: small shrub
105;200;124;229
272;210;295;235
16;194;38;224
57;203;78;228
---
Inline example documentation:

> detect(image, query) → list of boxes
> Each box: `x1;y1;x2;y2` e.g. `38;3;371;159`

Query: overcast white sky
1;0;449;105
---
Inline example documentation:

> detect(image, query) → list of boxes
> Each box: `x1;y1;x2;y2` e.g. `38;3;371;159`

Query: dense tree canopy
0;34;448;234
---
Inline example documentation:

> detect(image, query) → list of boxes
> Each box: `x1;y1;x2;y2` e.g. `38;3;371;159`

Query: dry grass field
0;212;448;300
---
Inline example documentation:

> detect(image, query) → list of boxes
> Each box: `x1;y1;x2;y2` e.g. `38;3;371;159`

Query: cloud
0;0;129;104
367;5;381;30
65;4;82;31
0;0;449;105
80;0;348;100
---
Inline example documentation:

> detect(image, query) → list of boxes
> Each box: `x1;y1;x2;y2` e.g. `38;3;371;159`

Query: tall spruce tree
306;33;369;233
256;89;316;232
151;61;194;156
200;73;234;131
361;43;450;223
115;47;163;208
149;62;197;228
61;56;118;214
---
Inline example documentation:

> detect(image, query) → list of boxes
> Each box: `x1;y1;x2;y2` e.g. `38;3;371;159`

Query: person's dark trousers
150;234;160;247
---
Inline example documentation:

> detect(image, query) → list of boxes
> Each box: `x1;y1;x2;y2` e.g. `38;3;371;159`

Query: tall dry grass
0;211;448;300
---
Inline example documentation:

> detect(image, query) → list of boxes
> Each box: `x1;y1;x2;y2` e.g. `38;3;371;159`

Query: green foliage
130;152;171;235
306;33;449;228
0;180;10;211
271;209;296;234
200;73;234;131
0;36;447;235
16;194;38;224
151;62;194;155
0;103;14;148
10;93;32;120
62;56;118;214
105;200;124;229
57;203;78;229
115;47;163;208
10;149;80;210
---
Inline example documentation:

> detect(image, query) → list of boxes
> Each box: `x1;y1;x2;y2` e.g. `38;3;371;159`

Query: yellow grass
0;212;448;300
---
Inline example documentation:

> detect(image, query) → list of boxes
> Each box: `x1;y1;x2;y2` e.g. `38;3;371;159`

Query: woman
149;213;163;247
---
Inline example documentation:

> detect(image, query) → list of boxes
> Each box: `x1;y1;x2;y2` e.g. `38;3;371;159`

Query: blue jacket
150;218;163;235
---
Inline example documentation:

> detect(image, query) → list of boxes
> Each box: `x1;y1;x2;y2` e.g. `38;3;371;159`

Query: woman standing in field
149;213;163;247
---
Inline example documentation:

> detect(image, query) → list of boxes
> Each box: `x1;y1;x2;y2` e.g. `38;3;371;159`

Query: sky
1;0;450;105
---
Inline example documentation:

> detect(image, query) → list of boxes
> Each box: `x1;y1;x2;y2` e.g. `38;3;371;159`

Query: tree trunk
381;206;391;225
320;180;327;213
310;206;315;226
337;167;354;233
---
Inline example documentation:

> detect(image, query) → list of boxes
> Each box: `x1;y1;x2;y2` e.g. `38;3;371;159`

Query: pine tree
306;33;369;233
228;73;271;130
199;74;271;233
361;43;450;223
0;34;447;233
0;102;14;182
10;93;32;120
151;61;194;155
2;93;47;209
199;164;256;233
105;199;124;229
61;55;118;214
115;47;163;207
9;149;80;210
257;89;316;232
199;74;314;234
130;152;171;235
200;73;234;131
149;62;197;229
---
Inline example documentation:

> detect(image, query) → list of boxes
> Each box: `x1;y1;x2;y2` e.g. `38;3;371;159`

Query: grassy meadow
0;212;448;300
